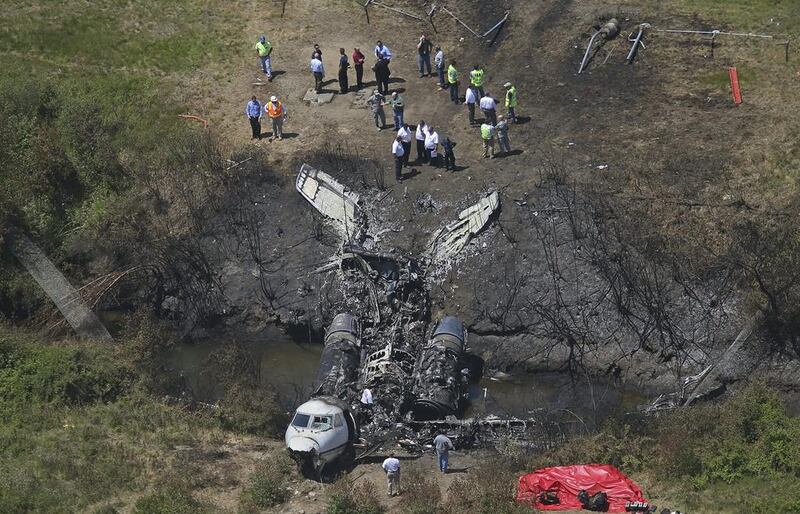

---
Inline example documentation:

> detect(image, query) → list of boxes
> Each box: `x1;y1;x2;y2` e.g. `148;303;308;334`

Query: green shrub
327;478;385;514
399;467;441;514
134;486;214;514
239;452;294;511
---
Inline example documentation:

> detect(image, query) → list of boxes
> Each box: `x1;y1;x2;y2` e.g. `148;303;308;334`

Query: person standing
367;90;386;131
353;47;366;89
447;61;459;104
373;58;390;95
496;115;511;155
338;48;350;94
481;122;496;158
479;92;497;124
398;124;413;167
255;36;273;81
465;86;477;125
389;92;405;130
265;95;286;140
433;433;455;473
417;35;433;77
443;137;457;172
425;125;440;167
245;96;262;140
382;453;401;497
434;46;446;89
392;136;405;182
469;65;485;97
504;82;518;123
310;53;325;93
374;40;393;61
311;44;322;59
415;121;428;163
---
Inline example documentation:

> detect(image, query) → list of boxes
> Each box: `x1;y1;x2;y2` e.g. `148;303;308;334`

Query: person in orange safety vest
265;95;287;140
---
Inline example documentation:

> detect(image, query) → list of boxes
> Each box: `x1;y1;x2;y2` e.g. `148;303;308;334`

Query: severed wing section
296;163;363;242
428;191;500;265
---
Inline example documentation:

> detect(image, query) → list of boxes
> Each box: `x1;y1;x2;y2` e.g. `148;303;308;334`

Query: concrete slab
303;89;335;104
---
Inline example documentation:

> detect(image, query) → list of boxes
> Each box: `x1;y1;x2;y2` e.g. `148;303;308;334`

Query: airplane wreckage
286;164;568;476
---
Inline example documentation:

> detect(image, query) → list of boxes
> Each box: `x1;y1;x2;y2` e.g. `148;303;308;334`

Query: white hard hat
504;82;512;88
270;95;277;102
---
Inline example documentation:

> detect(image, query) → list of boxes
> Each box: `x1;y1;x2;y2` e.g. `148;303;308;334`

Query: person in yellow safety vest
255;36;273;81
504;82;518;123
447;61;459;105
265;95;287;140
480;122;496;159
469;65;485;97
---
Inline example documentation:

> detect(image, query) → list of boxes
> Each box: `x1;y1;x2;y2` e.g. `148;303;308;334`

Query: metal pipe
578;19;619;74
440;6;482;38
578;31;601;74
654;28;777;39
482;11;509;37
626;23;649;63
371;0;424;21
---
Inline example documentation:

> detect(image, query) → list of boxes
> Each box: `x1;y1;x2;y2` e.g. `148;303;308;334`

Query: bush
401;467;441;514
443;458;530;514
134;486;214;514
239;452;294;511
327;478;385;514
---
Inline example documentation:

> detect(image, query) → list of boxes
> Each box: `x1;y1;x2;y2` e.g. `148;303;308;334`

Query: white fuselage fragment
428;191;500;264
296;163;362;241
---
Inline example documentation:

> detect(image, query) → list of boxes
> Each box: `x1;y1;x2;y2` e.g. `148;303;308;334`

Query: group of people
391;121;458;181
382;433;455;497
245;94;287;141
307;40;398;94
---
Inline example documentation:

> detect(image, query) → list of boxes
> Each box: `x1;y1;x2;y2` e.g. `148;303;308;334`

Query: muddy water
167;335;646;424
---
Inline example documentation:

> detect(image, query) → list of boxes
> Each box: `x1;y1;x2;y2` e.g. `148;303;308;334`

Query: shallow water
167;334;645;425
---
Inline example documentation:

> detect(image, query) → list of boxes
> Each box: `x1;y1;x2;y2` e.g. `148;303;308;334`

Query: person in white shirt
424;126;440;167
465;86;477;125
360;388;373;405
397;124;413;167
415;120;428;163
310;53;325;93
479;93;498;124
392;136;405;182
434;46;446;88
374;40;392;61
382;453;401;496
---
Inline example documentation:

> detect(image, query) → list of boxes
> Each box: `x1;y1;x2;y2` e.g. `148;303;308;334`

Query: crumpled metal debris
427;191;500;266
294;165;519;448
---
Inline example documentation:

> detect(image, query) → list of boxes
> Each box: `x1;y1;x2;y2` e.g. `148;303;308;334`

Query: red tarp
516;464;646;512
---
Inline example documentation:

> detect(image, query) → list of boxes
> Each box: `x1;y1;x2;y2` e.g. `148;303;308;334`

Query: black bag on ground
539;491;559;504
577;489;609;511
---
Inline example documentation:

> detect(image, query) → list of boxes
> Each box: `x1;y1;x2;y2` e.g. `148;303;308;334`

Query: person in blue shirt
374;40;392;61
245;96;262;140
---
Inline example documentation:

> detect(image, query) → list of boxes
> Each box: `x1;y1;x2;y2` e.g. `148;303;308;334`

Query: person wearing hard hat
265;95;287;140
504;82;518;123
255;35;273;81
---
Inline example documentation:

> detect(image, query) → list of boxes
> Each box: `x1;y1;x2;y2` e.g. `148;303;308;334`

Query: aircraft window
292;413;311;428
334;413;344;427
311;415;333;430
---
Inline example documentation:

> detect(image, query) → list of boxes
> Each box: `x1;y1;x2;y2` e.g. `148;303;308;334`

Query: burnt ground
156;0;800;397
